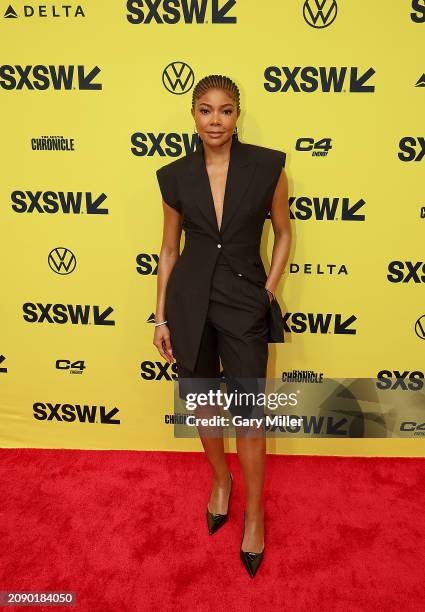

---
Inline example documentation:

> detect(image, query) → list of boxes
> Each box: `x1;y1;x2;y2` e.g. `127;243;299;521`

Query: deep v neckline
200;139;234;235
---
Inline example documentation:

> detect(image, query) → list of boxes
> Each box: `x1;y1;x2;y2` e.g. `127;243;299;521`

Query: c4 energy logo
56;359;87;375
303;0;337;29
33;402;120;424
23;304;115;326
283;312;357;335
127;0;237;24
11;191;108;215
264;66;375;93
48;248;77;275
295;137;333;157
0;65;102;90
288;196;365;221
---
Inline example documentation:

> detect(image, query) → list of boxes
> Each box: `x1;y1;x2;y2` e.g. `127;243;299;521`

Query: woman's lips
206;132;224;138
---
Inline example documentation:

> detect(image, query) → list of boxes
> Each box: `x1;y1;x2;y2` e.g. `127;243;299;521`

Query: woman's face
192;87;240;147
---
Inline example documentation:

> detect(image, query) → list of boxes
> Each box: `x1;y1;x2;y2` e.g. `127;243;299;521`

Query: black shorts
175;254;269;418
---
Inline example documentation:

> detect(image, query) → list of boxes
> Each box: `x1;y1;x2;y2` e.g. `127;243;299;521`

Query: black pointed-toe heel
240;511;264;578
206;472;233;535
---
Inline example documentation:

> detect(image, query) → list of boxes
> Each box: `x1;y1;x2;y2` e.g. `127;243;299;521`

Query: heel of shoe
206;472;233;536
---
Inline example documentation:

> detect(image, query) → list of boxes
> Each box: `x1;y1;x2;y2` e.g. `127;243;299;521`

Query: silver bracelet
265;288;275;301
154;320;168;327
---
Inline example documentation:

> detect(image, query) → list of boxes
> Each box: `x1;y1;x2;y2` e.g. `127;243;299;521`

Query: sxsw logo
23;304;115;326
287;196;365;221
131;132;198;157
11;191;109;215
0;65;102;90
411;0;425;22
387;261;425;284
264;66;375;93
33;402;120;424
136;253;159;275
127;0;237;24
266;415;348;436
398;137;425;162
141;361;178;380
283;312;357;335
376;370;424;391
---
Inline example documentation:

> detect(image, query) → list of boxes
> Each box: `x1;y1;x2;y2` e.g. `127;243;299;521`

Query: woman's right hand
153;324;174;364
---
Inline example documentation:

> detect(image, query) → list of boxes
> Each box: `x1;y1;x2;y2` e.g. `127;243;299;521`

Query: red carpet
0;449;423;611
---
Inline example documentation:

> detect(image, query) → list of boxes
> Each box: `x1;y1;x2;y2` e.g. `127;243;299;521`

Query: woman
154;74;291;578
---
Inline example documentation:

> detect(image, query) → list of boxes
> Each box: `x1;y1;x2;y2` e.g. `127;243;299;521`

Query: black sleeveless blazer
156;138;286;373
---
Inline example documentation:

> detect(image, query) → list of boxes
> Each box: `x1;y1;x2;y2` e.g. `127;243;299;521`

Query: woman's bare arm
265;169;291;299
153;201;183;363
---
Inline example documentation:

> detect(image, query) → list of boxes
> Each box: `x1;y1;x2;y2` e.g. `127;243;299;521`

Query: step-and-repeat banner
1;1;423;455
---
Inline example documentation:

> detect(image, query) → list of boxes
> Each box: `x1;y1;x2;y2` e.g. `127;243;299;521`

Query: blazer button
238;273;243;276
217;243;221;248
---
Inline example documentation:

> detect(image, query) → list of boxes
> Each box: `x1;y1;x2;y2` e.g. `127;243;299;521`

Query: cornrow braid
191;74;240;112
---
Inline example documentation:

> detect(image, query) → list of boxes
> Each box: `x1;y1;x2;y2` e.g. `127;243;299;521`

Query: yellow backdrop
1;1;424;456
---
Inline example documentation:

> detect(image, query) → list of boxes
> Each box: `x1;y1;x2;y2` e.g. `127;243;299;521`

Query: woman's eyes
200;109;233;115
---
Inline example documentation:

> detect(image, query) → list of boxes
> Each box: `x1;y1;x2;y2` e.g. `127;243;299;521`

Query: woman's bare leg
196;403;232;514
236;430;266;552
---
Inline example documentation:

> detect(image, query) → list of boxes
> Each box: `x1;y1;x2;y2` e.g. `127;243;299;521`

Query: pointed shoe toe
207;509;228;535
240;510;265;578
240;548;264;578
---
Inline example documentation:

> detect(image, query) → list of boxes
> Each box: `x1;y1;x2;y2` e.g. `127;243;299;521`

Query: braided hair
191;74;240;112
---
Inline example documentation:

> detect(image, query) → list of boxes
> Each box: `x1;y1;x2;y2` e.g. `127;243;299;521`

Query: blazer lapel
186;138;257;236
